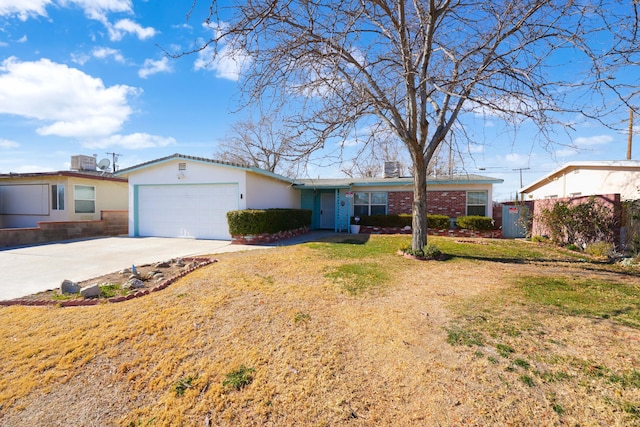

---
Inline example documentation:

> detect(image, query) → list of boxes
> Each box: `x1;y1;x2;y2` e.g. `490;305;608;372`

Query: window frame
74;184;96;214
466;190;488;216
51;184;64;211
353;191;388;216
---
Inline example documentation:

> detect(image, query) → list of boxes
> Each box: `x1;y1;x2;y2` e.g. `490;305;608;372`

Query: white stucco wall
0;175;127;228
525;167;640;201
245;172;300;209
123;159;251;236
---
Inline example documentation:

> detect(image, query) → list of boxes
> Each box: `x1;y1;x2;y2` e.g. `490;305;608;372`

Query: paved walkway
0;231;339;300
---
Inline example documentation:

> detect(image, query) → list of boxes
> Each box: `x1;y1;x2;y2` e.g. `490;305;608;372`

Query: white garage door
137;184;239;239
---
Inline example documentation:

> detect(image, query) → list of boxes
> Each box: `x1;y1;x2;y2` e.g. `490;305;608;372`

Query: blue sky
0;0;637;201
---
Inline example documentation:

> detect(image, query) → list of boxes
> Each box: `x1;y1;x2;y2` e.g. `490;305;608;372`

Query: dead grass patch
0;236;638;426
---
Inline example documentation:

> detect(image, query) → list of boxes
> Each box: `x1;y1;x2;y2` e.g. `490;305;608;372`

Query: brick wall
387;192;413;215
388;191;467;217
1;210;128;248
101;210;128;236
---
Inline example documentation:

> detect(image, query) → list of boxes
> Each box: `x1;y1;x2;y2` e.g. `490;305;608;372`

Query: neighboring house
0;171;128;229
116;154;503;240
114;154;300;240
520;160;640;201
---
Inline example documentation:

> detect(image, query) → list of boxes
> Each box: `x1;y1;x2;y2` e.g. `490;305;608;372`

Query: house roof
0;170;127;183
295;174;503;190
519;160;640;193
114;153;295;184
113;153;503;189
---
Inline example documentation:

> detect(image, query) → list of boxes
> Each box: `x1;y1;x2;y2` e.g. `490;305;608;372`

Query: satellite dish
97;158;111;171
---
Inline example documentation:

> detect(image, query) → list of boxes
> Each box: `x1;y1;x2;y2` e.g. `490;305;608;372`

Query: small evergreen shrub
585;241;615;258
227;209;311;235
427;214;451;229
357;214;451;229
357;214;412;227
456;215;495;230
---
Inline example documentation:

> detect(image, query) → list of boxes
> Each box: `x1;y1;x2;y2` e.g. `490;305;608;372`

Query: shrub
357;214;412;227
537;197;617;247
356;214;450;229
531;235;549;243
585;241;615;258
399;243;442;259
427;214;451;229
227;209;311;235
456;215;495;230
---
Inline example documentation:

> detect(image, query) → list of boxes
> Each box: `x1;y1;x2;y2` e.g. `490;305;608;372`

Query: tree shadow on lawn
450;254;640;278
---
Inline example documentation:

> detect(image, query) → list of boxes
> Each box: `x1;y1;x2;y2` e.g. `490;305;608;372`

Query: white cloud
194;43;251;81
83;132;176;149
139;57;171;78
504;153;529;164
0;57;138;138
573;135;613;147
59;0;132;22
0;0;51;21
468;143;484;154
555;148;579;158
194;24;252;81
17;35;27;43
0;138;20;148
108;18;157;41
92;47;125;63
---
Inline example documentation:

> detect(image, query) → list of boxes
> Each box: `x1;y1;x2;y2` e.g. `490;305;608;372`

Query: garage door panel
137;184;238;239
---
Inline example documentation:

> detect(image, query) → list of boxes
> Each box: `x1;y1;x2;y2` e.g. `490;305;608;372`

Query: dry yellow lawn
0;235;639;426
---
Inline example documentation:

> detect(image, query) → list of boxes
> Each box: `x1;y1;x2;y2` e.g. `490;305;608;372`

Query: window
354;192;387;216
74;185;95;213
51;184;64;210
466;191;487;216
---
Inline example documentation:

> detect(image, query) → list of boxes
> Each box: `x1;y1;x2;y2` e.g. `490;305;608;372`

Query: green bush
427;214;451;229
357;214;412;227
227;209;312;235
537;197;616;246
356;214;451;229
456;215;495;230
584;241;615;258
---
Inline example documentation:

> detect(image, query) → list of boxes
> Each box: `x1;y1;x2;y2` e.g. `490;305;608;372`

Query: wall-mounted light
240;193;243;199
177;173;185;179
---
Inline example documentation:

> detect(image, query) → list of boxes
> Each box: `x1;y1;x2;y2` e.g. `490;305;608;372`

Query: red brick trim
231;226;310;245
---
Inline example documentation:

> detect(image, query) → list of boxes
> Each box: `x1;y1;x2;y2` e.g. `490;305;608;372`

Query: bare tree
187;0;639;251
215;114;299;176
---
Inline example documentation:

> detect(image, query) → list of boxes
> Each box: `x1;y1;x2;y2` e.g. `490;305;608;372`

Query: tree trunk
411;155;428;251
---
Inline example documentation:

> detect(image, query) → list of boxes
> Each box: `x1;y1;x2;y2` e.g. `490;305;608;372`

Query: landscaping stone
124;278;145;290
155;261;171;268
80;283;101;298
60;279;81;294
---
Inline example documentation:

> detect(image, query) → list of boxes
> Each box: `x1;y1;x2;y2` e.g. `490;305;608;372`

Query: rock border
0;257;217;308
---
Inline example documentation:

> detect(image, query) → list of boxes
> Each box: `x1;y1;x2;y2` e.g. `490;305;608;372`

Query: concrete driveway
0;237;273;301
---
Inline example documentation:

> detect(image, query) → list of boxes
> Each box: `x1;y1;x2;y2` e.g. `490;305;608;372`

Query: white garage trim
134;183;239;239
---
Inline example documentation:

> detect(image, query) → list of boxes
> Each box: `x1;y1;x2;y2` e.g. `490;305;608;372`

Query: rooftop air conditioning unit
70;155;97;171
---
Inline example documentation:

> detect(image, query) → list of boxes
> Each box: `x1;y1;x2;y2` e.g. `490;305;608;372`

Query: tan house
0;171;128;229
520;160;640;201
